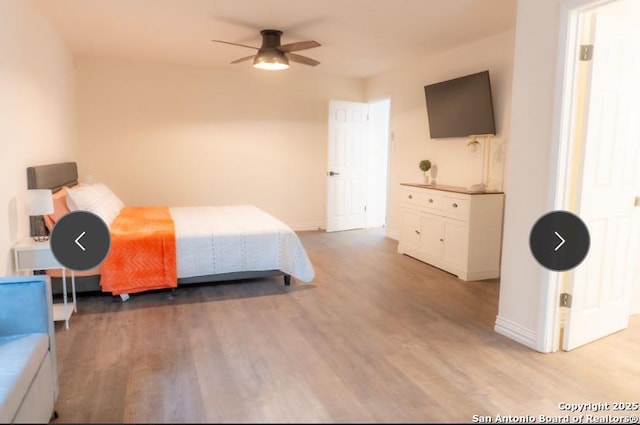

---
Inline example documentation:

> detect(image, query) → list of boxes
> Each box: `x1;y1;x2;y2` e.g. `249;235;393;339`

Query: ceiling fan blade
211;39;258;50
230;55;256;64
286;53;320;66
279;40;321;53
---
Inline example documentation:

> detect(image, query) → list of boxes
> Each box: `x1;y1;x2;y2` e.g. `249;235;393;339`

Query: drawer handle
439;238;444;242
428;199;434;203
415;230;420;235
452;203;458;208
408;195;413;200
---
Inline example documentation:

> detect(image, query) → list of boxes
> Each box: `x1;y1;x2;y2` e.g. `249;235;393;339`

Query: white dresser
398;183;505;281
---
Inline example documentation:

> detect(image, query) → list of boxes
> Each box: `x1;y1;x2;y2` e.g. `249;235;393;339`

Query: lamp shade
26;189;54;216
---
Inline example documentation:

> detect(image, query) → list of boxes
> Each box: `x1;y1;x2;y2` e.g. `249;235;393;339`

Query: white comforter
169;205;315;282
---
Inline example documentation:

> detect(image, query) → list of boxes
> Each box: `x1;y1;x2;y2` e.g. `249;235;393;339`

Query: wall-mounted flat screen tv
424;70;496;138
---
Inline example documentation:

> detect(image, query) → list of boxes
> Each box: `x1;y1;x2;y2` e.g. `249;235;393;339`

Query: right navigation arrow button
554;231;565;252
529;210;590;272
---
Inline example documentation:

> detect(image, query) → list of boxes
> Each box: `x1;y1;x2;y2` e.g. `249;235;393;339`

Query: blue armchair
0;276;58;423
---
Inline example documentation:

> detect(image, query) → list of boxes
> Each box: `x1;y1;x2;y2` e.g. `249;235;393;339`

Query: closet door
400;211;421;252
443;219;468;268
420;214;444;260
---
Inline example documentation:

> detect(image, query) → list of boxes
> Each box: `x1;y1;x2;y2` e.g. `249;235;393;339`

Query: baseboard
292;225;398;236
494;315;537;350
386;230;400;241
464;269;500;281
291;223;325;232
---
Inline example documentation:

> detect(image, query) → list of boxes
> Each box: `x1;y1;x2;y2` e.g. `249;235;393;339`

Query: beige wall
0;0;76;275
76;58;364;230
498;0;640;350
496;0;564;350
365;30;515;239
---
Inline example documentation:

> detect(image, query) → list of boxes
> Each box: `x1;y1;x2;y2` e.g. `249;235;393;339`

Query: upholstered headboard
26;162;78;192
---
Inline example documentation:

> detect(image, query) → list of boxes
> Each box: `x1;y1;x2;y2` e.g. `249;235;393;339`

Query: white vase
423;174;430;184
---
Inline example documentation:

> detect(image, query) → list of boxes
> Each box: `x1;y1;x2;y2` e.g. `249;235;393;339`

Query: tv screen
424;70;496;138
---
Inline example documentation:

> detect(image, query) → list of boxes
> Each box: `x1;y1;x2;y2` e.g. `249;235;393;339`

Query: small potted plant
419;159;432;184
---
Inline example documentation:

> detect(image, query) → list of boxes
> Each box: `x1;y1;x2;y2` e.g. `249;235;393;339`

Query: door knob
328;171;341;176
635;196;640;207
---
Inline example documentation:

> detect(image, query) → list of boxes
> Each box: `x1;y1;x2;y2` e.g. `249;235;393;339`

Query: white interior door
326;100;368;232
563;3;640;350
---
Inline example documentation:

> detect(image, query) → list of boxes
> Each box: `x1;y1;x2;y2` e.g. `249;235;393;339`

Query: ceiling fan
212;29;321;70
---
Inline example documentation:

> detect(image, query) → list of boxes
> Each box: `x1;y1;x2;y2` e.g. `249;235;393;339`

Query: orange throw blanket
100;206;177;295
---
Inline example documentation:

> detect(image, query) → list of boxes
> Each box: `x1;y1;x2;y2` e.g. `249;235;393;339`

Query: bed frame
27;162;291;294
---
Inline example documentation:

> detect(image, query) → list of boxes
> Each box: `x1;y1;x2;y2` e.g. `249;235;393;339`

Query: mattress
171;205;314;282
48;205;315;285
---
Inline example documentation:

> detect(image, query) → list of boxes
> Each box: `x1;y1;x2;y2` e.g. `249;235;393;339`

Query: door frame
537;0;621;353
365;98;391;229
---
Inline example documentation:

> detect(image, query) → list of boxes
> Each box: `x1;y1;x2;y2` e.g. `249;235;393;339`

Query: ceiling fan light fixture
253;49;289;70
213;29;319;69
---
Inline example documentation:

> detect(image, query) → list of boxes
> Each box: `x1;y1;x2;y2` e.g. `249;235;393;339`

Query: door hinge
579;44;593;61
364;206;367;212
560;292;572;308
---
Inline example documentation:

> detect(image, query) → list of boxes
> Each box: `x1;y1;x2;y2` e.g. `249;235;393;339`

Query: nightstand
13;237;76;329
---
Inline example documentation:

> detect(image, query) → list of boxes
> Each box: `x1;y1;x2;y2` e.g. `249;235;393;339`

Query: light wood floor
53;228;640;423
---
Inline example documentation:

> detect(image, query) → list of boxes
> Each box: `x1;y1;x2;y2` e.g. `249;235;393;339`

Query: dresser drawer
419;191;442;211
15;247;60;270
402;189;422;207
442;196;470;218
402;189;442;211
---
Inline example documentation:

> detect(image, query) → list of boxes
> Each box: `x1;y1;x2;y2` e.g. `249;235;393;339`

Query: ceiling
34;0;517;79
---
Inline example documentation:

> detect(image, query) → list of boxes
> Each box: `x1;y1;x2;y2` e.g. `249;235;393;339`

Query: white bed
171;205;314;282
26;162;315;294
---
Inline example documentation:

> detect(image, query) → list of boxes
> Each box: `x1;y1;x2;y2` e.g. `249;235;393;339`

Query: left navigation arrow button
74;231;86;251
50;211;111;271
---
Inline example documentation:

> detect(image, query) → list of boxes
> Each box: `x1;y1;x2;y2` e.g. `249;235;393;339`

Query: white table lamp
467;134;493;192
26;189;54;241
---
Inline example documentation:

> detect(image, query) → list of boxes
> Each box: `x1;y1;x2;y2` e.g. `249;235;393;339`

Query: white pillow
64;184;94;211
66;183;124;226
